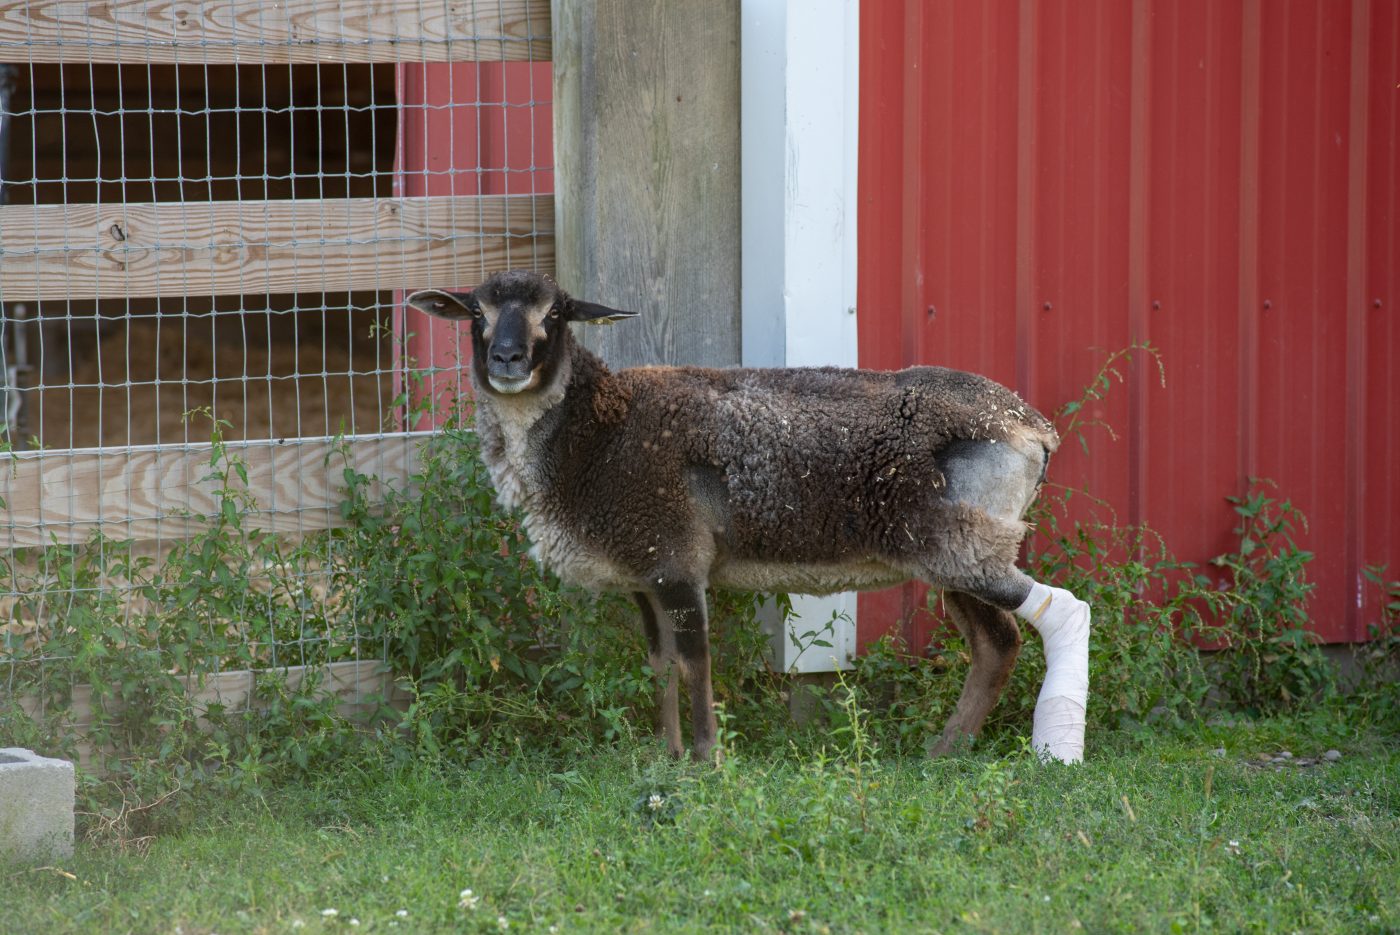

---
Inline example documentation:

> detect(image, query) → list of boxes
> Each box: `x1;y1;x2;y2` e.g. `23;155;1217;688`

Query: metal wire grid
0;2;552;706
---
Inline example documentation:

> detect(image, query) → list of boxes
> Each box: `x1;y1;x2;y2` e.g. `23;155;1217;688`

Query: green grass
6;717;1398;934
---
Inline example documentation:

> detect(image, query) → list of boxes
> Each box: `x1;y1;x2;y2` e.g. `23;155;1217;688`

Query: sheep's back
617;364;1055;564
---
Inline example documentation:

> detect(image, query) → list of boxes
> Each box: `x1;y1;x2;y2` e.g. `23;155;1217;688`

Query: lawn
5;715;1397;934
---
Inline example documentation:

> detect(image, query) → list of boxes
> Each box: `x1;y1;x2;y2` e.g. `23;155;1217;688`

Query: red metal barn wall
395;62;553;427
858;0;1399;646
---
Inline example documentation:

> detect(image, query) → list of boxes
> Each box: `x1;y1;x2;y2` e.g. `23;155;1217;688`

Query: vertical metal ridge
1387;4;1400;596
897;0;926;638
1344;0;1371;641
1091;2;1106;337
1014;0;1038;399
976;0;992;370
1201;1;1222;541
899;0;925;371
1237;0;1262;490
1126;0;1152;531
1310;0;1326;538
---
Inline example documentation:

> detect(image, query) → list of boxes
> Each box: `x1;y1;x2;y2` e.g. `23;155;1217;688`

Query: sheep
406;270;1092;763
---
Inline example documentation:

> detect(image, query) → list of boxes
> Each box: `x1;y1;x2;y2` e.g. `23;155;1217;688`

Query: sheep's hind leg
936;438;1092;763
1011;580;1091;763
635;592;683;758
926;591;1022;756
947;571;1092;763
652;580;719;764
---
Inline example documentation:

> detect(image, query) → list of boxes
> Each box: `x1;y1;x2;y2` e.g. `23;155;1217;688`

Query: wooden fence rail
0;195;554;301
18;660;411;768
0;432;433;549
0;0;551;64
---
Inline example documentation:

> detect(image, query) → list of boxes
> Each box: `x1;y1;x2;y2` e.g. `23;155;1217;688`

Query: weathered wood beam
17;660;410;769
0;194;554;300
553;0;741;369
0;431;434;548
0;0;551;64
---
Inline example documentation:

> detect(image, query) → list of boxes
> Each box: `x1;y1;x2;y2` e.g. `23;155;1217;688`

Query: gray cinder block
0;748;75;861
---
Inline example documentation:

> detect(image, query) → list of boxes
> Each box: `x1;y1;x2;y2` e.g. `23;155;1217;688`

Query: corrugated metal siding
858;0;1399;645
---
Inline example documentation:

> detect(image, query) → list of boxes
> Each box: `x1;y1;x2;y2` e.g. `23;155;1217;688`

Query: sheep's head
407;270;636;395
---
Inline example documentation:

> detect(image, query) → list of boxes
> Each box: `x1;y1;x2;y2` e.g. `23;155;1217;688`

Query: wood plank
18;660;411;769
553;0;740;369
0;194;554;300
0;0;551;64
0;431;437;548
19;660;409;726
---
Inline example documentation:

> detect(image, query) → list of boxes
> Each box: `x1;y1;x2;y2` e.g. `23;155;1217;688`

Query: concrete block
0;748;75;862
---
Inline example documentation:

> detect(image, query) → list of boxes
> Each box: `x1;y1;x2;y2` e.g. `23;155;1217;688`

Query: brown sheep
407;270;1092;763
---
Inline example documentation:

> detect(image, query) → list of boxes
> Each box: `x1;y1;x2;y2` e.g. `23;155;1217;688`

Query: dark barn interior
1;63;399;448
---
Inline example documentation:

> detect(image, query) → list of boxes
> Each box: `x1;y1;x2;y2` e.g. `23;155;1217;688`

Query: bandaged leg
1014;581;1090;763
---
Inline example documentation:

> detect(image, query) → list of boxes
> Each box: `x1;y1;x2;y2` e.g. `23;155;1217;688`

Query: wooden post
552;0;741;369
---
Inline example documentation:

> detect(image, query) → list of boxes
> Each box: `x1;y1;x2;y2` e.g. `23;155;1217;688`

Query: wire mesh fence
0;1;554;730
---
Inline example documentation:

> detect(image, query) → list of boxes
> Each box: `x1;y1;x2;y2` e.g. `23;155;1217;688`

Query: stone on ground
0;748;75;862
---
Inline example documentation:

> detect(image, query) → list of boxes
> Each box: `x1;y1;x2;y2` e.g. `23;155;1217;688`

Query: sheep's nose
490;344;526;365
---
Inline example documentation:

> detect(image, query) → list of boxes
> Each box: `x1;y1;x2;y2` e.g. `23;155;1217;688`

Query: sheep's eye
547;303;562;319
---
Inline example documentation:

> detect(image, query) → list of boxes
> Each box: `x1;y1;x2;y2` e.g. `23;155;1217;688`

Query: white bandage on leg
1014;581;1091;763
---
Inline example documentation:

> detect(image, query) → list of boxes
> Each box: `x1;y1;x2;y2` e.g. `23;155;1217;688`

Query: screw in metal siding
1042;301;1053;311
1263;299;1272;310
846;305;856;316
925;305;936;320
1152;300;1162;310
1373;298;1383;309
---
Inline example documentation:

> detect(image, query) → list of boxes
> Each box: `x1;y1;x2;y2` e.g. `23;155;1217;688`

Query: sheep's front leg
635;592;683;757
654;580;718;763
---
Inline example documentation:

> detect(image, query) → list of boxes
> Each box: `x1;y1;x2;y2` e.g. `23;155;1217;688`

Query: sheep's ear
406;289;476;321
568;299;639;325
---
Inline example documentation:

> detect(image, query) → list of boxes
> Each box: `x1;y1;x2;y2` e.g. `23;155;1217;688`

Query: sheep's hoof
926;730;975;758
690;743;722;767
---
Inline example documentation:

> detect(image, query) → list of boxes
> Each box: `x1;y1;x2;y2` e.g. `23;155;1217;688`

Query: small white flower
459;889;481;911
322;909;339;918
1225;839;1242;855
549;927;560;934
647;793;665;812
497;916;510;930
396;909;409;918
291;923;305;930
349;921;360;928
